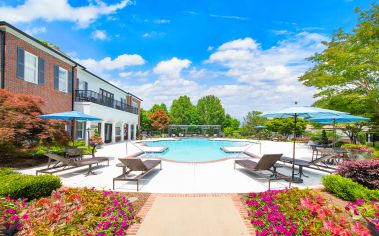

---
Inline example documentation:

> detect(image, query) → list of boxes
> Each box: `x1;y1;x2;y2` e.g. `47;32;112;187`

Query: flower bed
243;188;376;235
1;188;150;235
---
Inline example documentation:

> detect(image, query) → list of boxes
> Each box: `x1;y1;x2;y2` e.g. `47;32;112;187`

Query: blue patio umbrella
307;114;370;148
39;111;102;144
260;103;347;183
39;111;102;121
254;125;267;129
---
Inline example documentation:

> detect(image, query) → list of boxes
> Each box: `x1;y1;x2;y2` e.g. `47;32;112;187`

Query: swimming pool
142;138;251;162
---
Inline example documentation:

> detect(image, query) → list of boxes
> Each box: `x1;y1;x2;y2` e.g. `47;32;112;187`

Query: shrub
337;159;379;189
0;168;61;200
322;175;379;201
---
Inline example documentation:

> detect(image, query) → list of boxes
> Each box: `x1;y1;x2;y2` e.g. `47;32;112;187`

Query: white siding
76;68;127;101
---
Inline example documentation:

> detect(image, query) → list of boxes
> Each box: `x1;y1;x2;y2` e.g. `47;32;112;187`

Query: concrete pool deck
20;139;327;193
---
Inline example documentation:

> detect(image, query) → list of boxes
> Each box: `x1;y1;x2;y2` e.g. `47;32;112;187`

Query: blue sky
0;0;373;118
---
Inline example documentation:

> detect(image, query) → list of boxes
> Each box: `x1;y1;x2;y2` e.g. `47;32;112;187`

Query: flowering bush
345;199;379;234
244;188;371;235
1;188;140;235
89;135;103;156
337;159;379;189
342;144;375;159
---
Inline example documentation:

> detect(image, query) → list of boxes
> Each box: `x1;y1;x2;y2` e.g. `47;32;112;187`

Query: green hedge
322;175;379;201
0;168;61;200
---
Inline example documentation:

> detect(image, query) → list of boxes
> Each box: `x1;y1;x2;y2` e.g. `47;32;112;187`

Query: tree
150;103;169;114
139;108;152;131
196;95;225;125
266;118;307;136
223;114;240;135
148;109;171;131
240;111;268;135
170;96;198;125
299;4;379;138
0;89;69;157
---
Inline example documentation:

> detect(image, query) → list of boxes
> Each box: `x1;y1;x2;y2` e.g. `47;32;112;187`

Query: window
24;51;38;84
132;100;138;108
116;127;121;136
77;79;87;90
76;121;84;139
58;67;68;92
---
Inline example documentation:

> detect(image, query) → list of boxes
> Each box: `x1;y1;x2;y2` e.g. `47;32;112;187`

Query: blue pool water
143;138;250;162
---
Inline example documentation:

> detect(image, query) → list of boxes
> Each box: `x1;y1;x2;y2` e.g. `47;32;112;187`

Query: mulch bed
0;155;48;169
118;192;151;214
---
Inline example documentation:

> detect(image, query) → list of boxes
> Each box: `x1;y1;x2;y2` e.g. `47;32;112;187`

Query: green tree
140;108;152;131
170;96;198;125
266;118;306;136
196;95;225;125
240;111;267;135
150;103;169;114
223;114;240;136
299;4;379;138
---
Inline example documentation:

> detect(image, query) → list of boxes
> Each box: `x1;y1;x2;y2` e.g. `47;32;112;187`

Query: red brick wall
3;32;75;114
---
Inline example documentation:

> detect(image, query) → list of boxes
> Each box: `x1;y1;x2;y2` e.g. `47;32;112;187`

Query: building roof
0;21;142;101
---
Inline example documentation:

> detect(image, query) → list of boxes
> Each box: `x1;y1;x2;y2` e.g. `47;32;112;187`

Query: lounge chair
113;158;162;191
280;150;339;174
36;153;99;176
234;154;291;190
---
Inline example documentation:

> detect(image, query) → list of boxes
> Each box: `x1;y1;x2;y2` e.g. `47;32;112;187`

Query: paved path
135;195;251;236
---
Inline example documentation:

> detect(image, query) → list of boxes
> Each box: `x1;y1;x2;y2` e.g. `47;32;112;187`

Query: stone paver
136;196;250;236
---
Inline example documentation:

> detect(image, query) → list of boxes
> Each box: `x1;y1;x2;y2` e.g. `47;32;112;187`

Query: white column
120;122;125;141
100;121;105;143
85;121;91;146
133;123;137;140
111;122;116;143
127;123;131;140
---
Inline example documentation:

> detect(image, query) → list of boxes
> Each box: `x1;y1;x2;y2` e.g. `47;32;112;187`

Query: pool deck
19;139;326;193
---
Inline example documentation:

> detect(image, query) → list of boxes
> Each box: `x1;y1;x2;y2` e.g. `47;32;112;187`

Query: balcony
75;90;139;115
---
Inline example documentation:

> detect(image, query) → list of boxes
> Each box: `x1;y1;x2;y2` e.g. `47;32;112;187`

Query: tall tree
148;109;171;131
150;103;169;114
170;96;198;125
196;95;225;125
299;4;379;137
139;108;152;131
240;111;268;135
266;118;307;136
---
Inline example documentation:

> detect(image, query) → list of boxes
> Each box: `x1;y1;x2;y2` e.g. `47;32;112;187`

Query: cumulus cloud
76;54;145;75
154;19;170;24
24;26;46;35
0;0;129;28
153;57;191;78
91;30;107;40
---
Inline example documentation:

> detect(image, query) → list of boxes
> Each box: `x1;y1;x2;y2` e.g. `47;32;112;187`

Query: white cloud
153;57;191;78
154;19;170;24
76;54;145;75
0;0;129;28
272;30;289;35
142;31;165;38
91;30;107;40
24;26;46;35
209;14;248;21
119;70;150;80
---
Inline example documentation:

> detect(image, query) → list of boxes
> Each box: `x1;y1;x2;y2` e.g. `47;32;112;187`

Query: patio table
280;156;310;179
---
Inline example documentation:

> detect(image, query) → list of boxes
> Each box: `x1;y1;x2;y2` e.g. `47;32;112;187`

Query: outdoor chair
234;154;291;190
90;152;110;166
36;153;100;176
113;158;162;191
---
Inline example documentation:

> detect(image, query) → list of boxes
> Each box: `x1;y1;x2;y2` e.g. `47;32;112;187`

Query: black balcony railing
75;90;139;115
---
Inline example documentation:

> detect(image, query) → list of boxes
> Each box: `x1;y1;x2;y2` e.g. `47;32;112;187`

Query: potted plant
89;135;103;157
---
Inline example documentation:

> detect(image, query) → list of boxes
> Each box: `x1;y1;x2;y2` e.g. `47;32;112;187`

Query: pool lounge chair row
36;153;110;176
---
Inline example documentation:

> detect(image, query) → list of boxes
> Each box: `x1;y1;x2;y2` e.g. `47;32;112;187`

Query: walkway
129;194;253;236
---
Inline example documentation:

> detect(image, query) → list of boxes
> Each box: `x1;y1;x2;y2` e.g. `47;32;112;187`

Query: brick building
0;22;142;143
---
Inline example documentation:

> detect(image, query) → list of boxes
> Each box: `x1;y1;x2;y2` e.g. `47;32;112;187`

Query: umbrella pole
333;119;336;149
291;114;303;184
